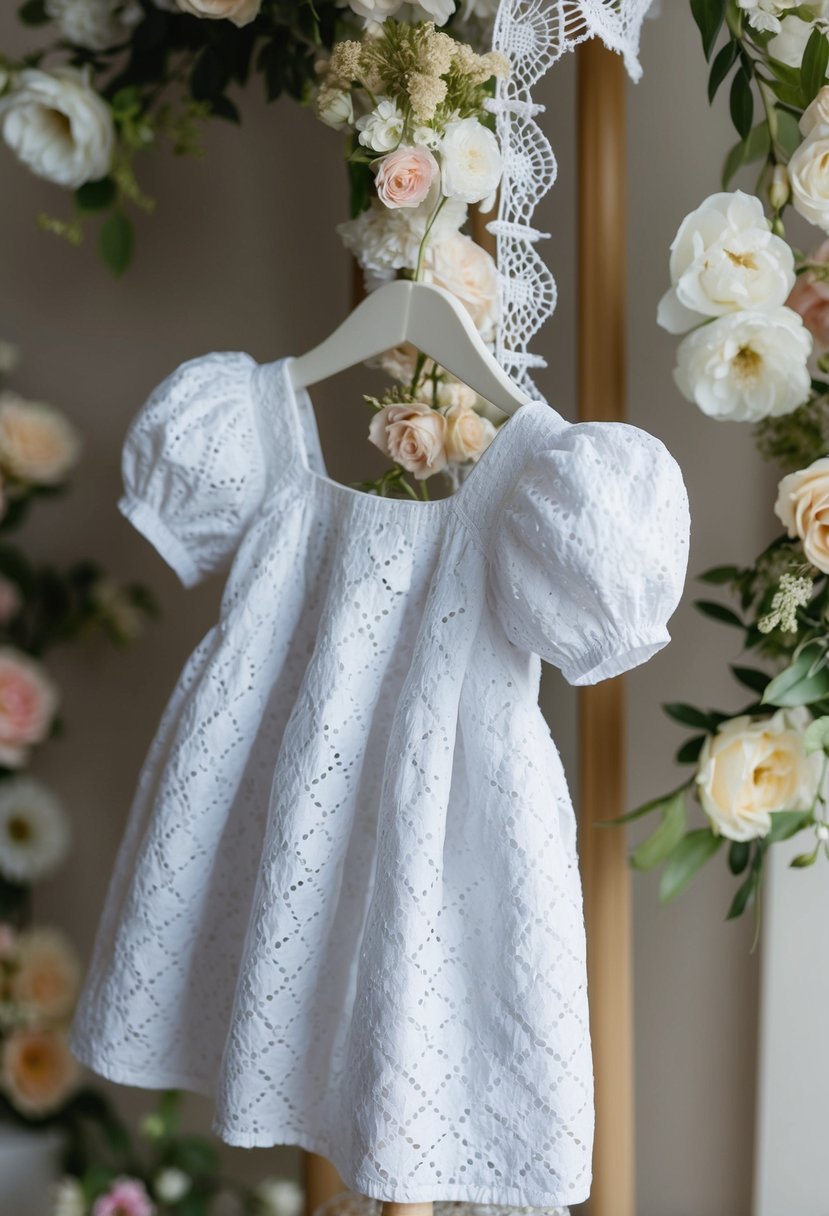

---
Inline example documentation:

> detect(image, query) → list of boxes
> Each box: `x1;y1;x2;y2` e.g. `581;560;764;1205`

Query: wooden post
576;39;636;1216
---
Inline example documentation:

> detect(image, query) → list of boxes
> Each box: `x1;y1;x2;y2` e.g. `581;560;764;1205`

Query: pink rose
374;146;439;210
369;401;448;480
788;241;829;353
0;648;58;767
92;1178;155;1216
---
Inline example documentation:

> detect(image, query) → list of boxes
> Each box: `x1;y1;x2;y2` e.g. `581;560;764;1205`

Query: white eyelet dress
71;352;690;1210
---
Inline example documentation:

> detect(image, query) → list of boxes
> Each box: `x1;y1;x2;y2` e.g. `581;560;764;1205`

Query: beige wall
0;5;773;1213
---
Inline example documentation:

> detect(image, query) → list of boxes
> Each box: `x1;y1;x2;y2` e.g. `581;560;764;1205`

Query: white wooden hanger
289;280;531;416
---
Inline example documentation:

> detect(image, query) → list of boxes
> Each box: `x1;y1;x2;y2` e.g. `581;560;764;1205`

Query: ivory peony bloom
375;146;439;209
176;0;261;24
0;394;81;486
0;779;68;883
0;652;59;768
786;240;829;352
92;1178;155;1216
774;456;829;572
11;928;80;1021
658;191;795;335
789;130;829;233
443;404;496;463
423;233;499;341
338;196;466;286
0;67;115;189
440;117;502;205
696;711;821;841
369;401;448;479
2;1024;79;1116
45;0;143;51
674;307;812;421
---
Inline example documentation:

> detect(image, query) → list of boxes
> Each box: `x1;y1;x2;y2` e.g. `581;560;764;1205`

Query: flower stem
414;196;446;282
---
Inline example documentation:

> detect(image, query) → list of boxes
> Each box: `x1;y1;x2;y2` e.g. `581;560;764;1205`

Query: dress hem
70;1037;589;1209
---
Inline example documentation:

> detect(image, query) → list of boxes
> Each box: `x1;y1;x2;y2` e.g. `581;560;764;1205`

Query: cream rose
0;67;115;189
2;1025;79;1116
657;190;795;334
368;401;447;479
800;84;829;140
423;233;499;341
443;404;496;463
0;393;81;485
673;306;812;421
375;146;439;210
176;0;261;24
789;129;829;233
774;456;829;572
696;710;821;841
11;928;80;1020
440;117;502;205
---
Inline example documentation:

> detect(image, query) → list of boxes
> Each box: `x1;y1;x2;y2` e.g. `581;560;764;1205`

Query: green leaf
676;734;706;764
694;599;744;628
75;177;116;213
98;211;134;277
210;95;240;123
699;564;740;585
190;46;232;103
768;809;814;842
611;786;690;827
690;0;726;60
730;67;754;141
708;39;739;102
776;108;803;156
791;845;820;867
762;643;829;707
727;864;760;919
801;26;829;104
728;839;751;876
631;789;688;871
721;121;771;188
804;714;829;754
731;665;771;694
17;0;48;24
662;702;715;730
659;829;722;902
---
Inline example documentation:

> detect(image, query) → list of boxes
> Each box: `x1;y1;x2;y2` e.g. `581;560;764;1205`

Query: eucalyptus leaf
659;830;722;903
762;643;829;707
730;67;754;140
708;39;739;102
690;0;726;59
801;26;829;104
694;599;744;628
631;790;688;871
768;809;814;842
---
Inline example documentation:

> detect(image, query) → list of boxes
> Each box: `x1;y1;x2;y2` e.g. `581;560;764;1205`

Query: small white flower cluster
659;190;812;422
763;0;829;67
757;571;815;633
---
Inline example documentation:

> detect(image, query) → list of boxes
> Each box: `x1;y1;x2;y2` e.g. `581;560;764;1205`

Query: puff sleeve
488;419;690;686
119;352;267;588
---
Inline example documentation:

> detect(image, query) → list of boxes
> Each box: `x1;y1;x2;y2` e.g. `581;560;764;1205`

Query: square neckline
271;356;549;516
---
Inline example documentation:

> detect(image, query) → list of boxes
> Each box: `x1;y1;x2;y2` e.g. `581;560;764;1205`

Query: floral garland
629;0;829;924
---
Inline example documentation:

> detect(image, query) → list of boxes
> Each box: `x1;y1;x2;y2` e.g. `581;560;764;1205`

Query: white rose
769;9;829;68
423;232;499;341
789;129;829;232
674;306;812;422
338;195;467;284
696;710;821;841
154;1168;191;1204
176;0;261;24
658;190;795;334
356;97;404;152
800;83;829;139
317;88;353;130
440;117;502;205
0;67;115;189
254;1180;305;1216
346;0;404;21
736;0;796;34
45;0;136;50
774;456;829;573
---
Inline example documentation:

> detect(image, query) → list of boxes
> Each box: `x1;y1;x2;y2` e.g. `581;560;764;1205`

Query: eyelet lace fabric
71;353;689;1207
489;0;654;397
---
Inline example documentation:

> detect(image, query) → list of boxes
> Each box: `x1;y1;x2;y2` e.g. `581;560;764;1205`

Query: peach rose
11;928;80;1021
0;393;80;486
774;456;829;573
375;146;439;210
424;233;499;341
787;241;829;352
369;401;448;480
443;403;496;463
176;0;261;25
0;649;58;767
2;1024;79;1115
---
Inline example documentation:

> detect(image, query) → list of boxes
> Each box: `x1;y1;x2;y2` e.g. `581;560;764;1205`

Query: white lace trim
490;0;653;398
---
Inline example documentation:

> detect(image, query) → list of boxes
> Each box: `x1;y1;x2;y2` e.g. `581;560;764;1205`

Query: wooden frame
304;38;636;1215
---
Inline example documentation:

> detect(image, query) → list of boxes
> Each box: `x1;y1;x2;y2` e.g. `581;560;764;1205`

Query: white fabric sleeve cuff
560;628;671;687
118;496;201;589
